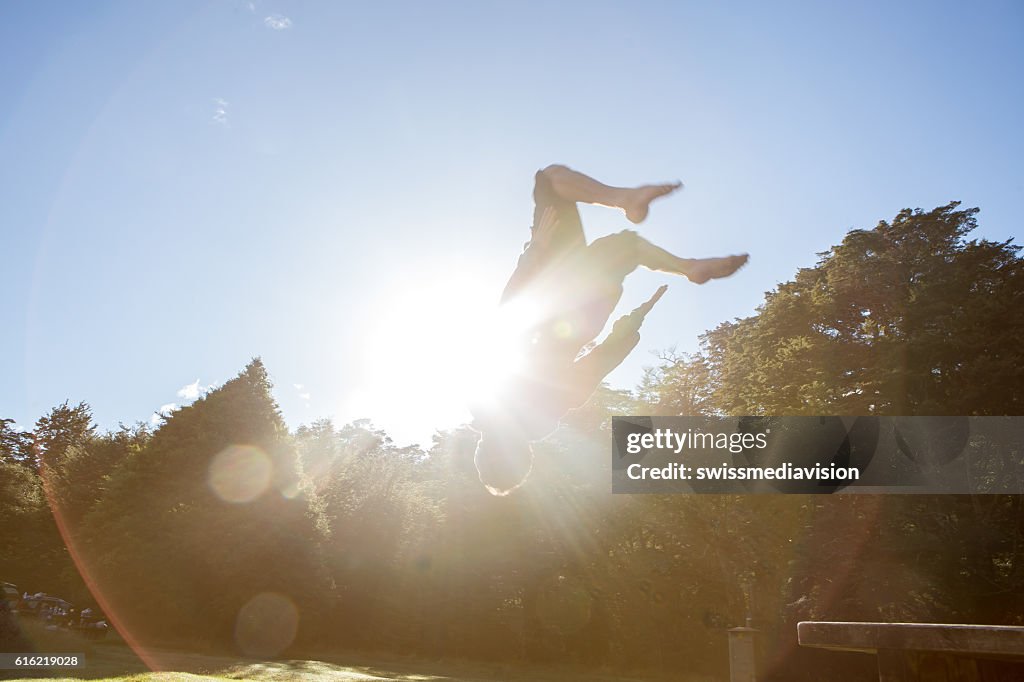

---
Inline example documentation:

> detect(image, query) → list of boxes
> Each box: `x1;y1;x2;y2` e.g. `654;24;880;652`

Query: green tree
0;457;49;589
80;359;334;648
696;202;1023;416
0;419;34;468
34;402;95;470
636;202;1024;674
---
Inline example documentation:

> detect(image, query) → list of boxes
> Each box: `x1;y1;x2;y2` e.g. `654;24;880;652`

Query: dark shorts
533;167;640;281
504;170;643;356
532;230;640;361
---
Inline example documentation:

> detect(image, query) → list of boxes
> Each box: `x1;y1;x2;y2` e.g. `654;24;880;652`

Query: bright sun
345;270;535;445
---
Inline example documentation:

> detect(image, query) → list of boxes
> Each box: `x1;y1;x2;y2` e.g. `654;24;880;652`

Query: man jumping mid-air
470;164;748;495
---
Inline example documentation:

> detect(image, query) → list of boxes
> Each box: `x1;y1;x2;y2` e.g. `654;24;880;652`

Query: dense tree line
1;202;1022;680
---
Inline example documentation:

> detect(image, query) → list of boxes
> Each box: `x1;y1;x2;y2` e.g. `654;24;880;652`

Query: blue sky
3;0;1022;444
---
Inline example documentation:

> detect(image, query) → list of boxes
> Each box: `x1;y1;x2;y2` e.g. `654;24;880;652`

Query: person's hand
614;285;669;336
635;284;668;317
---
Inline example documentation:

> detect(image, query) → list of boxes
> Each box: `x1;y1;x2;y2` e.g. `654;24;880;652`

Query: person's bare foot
685;254;749;284
623;182;682;224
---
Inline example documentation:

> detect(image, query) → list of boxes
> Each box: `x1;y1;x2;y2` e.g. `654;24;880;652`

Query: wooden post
728;626;758;682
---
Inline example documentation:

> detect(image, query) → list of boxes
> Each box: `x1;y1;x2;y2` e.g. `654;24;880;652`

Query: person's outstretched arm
568;285;668;404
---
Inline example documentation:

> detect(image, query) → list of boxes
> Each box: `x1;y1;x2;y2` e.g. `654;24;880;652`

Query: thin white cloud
293;383;311;401
151;403;178;426
212;98;229;126
264;14;292;30
177;379;212;401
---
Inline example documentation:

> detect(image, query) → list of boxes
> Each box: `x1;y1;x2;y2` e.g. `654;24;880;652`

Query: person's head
474;430;534;496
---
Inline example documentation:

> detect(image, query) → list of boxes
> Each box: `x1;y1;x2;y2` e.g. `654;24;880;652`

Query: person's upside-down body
471;164;748;495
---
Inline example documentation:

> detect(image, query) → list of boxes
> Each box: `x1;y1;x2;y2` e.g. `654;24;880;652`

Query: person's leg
636;237;750;284
532;169;586;252
590;230;749;285
501;171;588;304
540;164;682;224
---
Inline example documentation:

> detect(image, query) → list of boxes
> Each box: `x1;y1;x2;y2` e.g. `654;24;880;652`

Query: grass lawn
6;638;719;682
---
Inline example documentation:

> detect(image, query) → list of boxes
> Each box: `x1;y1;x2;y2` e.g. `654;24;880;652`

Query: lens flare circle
234;592;299;657
208;444;272;503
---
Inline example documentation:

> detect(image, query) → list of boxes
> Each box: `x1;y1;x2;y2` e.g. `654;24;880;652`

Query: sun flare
346;271;539;444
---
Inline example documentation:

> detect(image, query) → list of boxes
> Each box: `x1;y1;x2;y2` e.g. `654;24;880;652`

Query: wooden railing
797;621;1024;682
